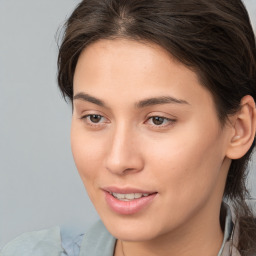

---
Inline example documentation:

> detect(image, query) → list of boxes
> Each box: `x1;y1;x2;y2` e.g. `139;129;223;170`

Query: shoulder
79;220;116;256
0;226;63;256
0;221;114;256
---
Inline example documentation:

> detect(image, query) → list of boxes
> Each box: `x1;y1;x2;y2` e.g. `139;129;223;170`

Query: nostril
105;160;144;175
123;168;140;175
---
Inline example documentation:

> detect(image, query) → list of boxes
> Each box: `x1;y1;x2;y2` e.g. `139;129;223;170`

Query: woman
1;0;256;255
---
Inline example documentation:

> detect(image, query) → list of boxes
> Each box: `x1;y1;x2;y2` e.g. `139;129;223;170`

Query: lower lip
104;191;157;215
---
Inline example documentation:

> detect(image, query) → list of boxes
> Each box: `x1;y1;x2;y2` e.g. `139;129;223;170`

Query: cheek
70;122;106;187
143;122;225;199
138;128;226;232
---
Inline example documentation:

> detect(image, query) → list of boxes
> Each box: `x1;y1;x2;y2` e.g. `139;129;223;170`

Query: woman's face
71;39;232;241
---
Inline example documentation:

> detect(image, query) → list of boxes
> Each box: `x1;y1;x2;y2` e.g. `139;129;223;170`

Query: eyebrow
73;92;189;108
135;96;189;108
73;92;106;107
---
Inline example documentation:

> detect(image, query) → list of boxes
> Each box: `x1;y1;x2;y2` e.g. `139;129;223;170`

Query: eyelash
80;114;176;129
80;114;108;128
146;116;176;128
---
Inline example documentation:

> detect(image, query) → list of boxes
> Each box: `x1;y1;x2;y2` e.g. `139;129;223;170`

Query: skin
71;38;255;256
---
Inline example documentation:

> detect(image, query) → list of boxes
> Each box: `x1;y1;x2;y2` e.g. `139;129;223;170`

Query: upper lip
102;186;157;194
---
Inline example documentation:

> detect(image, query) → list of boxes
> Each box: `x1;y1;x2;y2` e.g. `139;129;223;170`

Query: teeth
112;193;125;199
111;192;150;201
125;193;136;200
135;193;142;198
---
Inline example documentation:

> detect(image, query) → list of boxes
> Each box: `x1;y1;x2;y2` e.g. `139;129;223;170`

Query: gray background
0;0;255;248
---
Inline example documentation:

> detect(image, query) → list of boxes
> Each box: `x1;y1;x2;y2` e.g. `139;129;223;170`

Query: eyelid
79;109;109;120
80;113;110;127
79;111;176;129
145;115;177;128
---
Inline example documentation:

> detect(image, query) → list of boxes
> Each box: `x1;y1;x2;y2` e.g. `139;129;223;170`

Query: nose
104;124;144;175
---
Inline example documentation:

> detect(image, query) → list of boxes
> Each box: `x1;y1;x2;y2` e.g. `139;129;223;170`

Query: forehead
74;38;178;86
73;38;215;112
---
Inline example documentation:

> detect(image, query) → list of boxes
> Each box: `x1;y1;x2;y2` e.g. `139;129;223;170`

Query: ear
226;95;256;160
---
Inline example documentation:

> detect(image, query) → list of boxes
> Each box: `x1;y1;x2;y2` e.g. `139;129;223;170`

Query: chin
109;227;160;242
100;213;167;241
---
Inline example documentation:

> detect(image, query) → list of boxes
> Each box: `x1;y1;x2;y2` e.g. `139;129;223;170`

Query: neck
115;202;224;256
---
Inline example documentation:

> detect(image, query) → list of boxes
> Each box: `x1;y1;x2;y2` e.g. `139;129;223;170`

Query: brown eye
145;115;176;129
89;114;102;123
152;116;165;125
80;113;109;128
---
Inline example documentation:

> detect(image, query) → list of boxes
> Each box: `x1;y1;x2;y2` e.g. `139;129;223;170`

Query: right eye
80;114;109;127
86;114;103;123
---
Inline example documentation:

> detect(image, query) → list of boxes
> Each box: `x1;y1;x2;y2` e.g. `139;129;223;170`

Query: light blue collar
218;202;234;256
79;220;116;256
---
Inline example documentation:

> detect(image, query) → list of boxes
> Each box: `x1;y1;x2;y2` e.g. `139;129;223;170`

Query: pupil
90;115;101;123
153;117;164;125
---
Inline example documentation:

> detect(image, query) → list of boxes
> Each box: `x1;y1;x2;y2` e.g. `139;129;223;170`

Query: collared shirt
0;203;241;256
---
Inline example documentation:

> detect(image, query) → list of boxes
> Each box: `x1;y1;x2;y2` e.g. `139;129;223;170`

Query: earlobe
226;95;256;160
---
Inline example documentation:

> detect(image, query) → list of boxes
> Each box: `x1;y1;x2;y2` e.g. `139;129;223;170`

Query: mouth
109;191;155;201
102;187;158;215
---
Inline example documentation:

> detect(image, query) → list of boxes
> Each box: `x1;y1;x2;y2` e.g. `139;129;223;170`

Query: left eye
146;116;175;126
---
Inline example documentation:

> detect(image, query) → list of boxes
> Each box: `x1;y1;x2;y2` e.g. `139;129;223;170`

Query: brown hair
57;0;256;254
